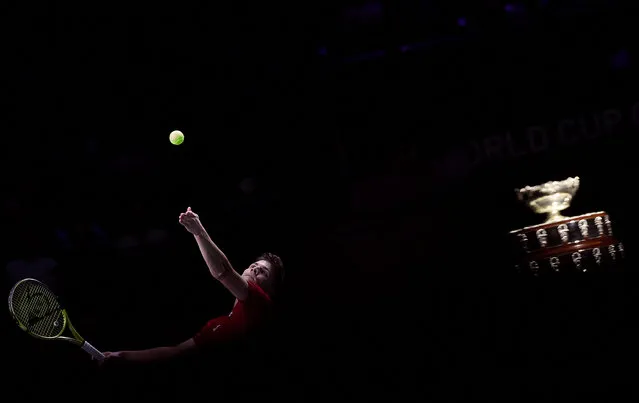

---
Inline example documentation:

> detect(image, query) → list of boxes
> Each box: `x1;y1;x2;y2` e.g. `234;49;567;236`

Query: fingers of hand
179;212;197;220
96;352;110;365
179;209;198;227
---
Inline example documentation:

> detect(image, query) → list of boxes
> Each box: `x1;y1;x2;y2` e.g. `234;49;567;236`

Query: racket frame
8;278;105;361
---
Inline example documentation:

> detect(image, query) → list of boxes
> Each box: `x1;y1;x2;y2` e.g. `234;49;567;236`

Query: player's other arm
178;207;249;301
103;338;196;363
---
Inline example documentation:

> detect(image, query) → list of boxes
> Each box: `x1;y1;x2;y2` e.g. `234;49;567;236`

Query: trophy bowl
516;177;580;223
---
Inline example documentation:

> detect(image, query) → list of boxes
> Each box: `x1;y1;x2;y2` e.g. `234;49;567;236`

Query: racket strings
10;281;64;338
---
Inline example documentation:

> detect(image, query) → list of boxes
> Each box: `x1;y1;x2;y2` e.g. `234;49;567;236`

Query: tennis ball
169;130;184;145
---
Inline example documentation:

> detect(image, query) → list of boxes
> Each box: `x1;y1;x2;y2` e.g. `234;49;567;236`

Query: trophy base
515;239;625;276
510;211;625;275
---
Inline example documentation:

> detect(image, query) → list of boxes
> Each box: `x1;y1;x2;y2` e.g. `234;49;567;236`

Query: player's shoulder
247;281;272;303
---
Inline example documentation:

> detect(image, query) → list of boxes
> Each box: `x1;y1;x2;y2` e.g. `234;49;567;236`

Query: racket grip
81;341;105;361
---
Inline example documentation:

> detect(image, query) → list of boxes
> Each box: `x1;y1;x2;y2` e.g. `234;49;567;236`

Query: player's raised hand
179;207;205;236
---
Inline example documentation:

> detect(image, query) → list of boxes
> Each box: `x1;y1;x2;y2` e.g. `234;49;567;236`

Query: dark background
1;1;638;401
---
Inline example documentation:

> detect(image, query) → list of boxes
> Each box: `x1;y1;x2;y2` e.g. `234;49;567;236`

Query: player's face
242;260;274;290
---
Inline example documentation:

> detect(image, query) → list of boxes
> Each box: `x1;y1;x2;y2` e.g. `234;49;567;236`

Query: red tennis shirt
193;281;272;348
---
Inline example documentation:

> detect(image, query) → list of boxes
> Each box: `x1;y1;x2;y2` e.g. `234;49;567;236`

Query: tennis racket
8;278;104;361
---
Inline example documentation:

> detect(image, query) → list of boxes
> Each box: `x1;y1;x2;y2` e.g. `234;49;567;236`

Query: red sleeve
193;281;272;348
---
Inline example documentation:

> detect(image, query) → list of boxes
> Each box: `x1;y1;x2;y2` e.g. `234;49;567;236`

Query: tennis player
102;207;284;363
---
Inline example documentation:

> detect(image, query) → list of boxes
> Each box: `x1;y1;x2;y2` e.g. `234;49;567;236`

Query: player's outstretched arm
178;207;249;301
102;338;196;363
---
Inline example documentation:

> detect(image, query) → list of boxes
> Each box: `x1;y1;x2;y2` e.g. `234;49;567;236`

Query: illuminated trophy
510;177;624;275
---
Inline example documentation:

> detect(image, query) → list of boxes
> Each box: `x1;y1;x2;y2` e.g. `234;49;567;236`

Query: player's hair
256;252;284;292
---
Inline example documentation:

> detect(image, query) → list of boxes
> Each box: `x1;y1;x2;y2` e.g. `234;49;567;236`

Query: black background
2;1;638;401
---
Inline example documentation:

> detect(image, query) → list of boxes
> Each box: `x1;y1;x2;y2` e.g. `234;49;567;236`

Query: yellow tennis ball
169;130;184;145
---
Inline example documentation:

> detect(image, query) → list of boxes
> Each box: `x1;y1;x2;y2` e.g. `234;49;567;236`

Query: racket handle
81;341;105;361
